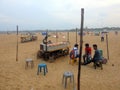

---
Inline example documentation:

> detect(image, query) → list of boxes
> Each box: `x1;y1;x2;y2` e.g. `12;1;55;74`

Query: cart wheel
49;55;55;63
63;47;69;55
37;50;43;59
44;52;50;61
51;53;56;60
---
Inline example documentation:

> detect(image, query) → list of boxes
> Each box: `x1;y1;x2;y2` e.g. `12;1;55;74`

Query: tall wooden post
44;30;48;60
16;25;18;61
46;30;48;52
67;31;69;42
106;33;109;60
77;8;84;90
76;28;78;43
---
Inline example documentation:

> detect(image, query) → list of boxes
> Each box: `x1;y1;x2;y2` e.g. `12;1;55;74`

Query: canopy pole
16;25;18;61
106;34;109;60
77;8;84;90
76;28;78;43
67;31;69;42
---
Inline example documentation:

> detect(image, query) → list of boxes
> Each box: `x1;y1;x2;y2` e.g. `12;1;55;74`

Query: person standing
101;32;104;42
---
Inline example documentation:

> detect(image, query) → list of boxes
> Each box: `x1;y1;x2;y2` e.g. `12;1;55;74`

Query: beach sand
0;31;120;90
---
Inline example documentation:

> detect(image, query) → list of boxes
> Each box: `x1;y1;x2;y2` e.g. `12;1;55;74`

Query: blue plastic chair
37;63;48;75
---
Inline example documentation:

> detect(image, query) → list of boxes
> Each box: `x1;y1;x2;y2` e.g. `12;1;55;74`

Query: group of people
71;43;102;65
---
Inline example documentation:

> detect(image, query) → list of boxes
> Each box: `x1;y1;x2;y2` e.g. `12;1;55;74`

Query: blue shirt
93;50;102;61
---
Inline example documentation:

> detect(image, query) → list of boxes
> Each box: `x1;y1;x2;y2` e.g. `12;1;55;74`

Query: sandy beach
0;31;120;90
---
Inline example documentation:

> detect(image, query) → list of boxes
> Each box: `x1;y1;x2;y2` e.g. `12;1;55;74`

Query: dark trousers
101;37;104;41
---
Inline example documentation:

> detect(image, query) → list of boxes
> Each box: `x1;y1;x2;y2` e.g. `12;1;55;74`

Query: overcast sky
0;0;120;31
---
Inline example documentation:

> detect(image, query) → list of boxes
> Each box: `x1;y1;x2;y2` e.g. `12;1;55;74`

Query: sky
0;0;120;31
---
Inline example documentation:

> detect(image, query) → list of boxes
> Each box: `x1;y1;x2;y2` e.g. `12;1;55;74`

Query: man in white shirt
73;44;79;58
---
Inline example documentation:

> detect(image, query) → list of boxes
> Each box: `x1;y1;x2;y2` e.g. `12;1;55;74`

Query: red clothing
85;47;91;55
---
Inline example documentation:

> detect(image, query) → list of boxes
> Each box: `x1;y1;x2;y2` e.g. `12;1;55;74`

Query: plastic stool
37;63;48;75
62;71;75;89
25;58;34;69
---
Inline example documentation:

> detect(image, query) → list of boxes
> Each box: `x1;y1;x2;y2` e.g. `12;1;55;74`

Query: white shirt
73;47;79;57
101;33;104;37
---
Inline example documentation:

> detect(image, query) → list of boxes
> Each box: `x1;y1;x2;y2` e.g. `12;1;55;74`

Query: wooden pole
44;30;48;60
46;30;48;52
56;30;58;42
16;25;18;61
106;33;109;60
76;28;78;43
77;8;84;90
67;31;69;42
